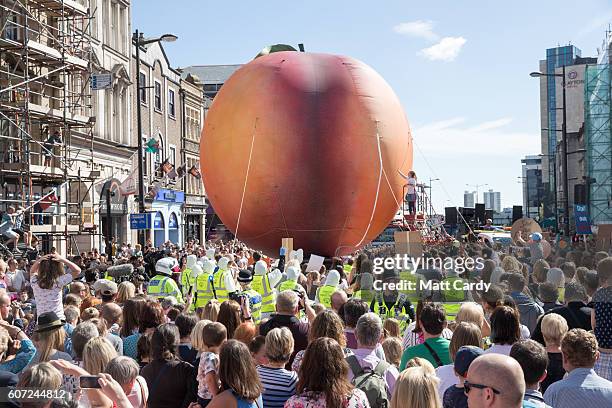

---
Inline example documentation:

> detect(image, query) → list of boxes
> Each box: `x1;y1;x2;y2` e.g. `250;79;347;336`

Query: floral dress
284;389;370;408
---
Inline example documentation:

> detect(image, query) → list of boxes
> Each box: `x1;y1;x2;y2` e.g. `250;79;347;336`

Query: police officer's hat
382;268;400;281
237;269;253;283
155;257;180;276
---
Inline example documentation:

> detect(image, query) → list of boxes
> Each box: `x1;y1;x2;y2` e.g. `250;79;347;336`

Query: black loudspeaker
512;206;523;223
445;207;458;225
475;203;486;224
574;184;587;205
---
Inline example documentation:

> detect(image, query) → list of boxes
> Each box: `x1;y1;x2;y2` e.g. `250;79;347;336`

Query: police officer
180;255;200;300
147;257;183;303
212;257;237;303
352;272;374;304
316;269;341;308
371;268;415;333
251;260;282;319
237;269;263;324
193;258;216;310
278;265;307;297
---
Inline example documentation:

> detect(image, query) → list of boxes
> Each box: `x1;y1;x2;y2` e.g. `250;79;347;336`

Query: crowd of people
0;229;610;408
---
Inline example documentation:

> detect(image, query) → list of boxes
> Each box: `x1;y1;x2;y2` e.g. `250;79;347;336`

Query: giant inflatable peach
200;51;412;256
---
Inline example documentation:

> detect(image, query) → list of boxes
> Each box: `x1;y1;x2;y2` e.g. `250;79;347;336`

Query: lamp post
531;68;569;237
133;30;177;248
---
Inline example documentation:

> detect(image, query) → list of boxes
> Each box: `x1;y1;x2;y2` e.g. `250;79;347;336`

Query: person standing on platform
399;170;418;215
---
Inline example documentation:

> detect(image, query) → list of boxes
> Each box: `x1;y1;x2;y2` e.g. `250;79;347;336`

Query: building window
169;145;176;166
154;81;162;111
168;89;175;117
139;72;147;104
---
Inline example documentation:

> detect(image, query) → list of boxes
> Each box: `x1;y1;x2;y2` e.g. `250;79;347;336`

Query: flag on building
118;168;137;196
189;165;201;179
145;138;160;153
38;190;59;211
161;160;173;174
175;163;187;179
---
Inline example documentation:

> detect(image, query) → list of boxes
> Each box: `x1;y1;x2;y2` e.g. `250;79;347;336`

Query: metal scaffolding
585;60;612;225
0;0;96;254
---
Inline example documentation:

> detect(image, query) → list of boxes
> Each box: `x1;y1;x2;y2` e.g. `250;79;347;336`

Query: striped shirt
543;368;612;408
257;365;297;408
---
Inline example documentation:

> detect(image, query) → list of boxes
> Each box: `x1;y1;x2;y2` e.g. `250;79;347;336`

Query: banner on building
118;168;138;196
574;204;592;235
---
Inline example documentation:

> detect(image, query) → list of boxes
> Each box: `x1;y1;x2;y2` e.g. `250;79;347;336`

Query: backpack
346;355;390;408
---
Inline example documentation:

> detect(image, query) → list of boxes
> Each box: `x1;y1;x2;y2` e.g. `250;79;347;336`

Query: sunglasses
464;381;501;395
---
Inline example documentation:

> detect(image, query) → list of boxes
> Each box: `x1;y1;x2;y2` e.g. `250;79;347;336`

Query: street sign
91;73;113;90
130;213;151;230
574;204;592;235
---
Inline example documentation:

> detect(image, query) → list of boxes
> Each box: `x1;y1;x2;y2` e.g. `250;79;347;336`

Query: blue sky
134;0;612;212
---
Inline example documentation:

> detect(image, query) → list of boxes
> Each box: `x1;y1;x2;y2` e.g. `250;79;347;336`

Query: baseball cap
531;232;543;242
454;346;485;377
93;279;118;295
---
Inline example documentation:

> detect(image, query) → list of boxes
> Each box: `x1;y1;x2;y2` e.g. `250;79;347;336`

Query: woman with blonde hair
383;318;401;338
199;299;220;322
404;357;436;374
116;281;136;305
540;313;569;392
31;311;72;364
455;302;490;337
83;336;117;375
391;366;440;408
18;362;64;408
382;337;403;368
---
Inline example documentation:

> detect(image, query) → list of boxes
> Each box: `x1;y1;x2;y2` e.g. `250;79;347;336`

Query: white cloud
575;10;612;40
419;36;467;62
412;117;538;157
466;117;513;132
393;20;438;41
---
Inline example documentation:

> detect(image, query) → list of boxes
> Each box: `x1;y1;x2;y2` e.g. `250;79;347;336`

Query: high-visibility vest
279;280;298;292
353;289;374;304
373;293;411;333
180;268;195;297
148;274;183;303
242;288;263;323
251;273;275;313
442;277;467;320
194;272;215;309
213;269;230;302
318;285;336;308
399;271;420;304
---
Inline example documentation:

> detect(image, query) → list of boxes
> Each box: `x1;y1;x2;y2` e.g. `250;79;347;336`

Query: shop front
150;188;184;247
184;194;207;243
99;178;128;249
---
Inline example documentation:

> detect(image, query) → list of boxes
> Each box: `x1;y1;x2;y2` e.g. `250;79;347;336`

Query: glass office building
585;33;612;225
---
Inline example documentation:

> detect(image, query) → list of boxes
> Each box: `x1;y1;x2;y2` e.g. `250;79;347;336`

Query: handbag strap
423;340;443;367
